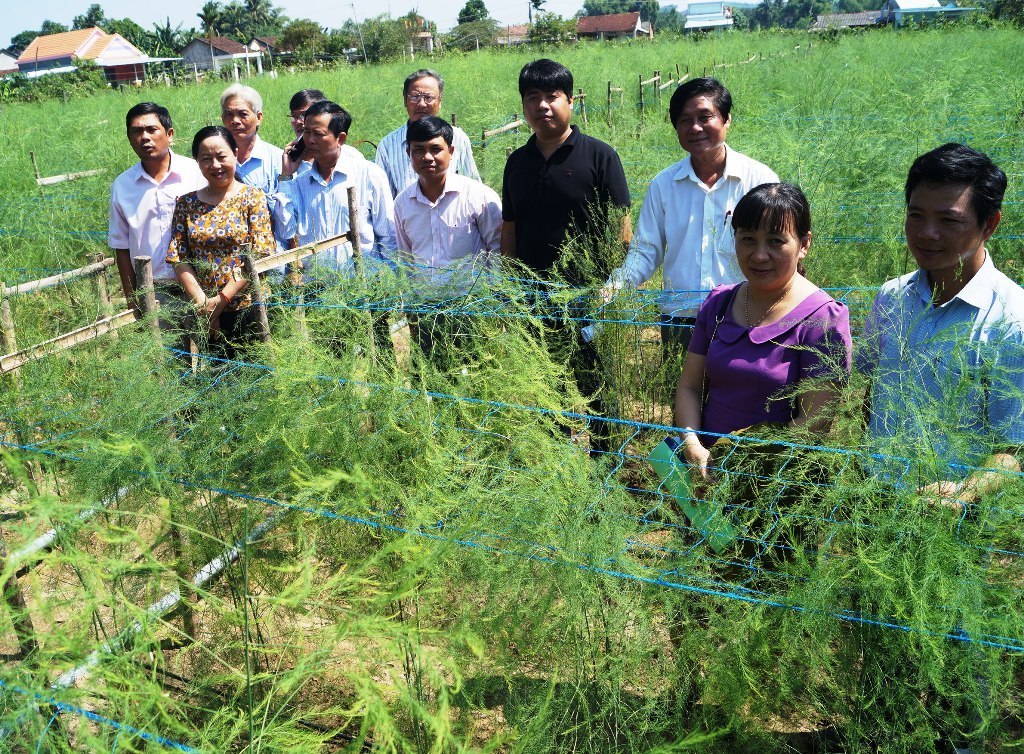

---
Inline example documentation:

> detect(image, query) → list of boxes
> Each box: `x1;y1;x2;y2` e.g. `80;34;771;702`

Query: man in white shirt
375;69;480;198
108;101;205;334
275;100;398;363
394;116;501;368
608;78;777;364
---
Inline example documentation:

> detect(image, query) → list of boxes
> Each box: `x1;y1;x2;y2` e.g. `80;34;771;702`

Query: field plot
1;26;1024;753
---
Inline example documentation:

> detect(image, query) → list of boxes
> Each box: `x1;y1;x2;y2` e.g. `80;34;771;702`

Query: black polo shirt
502;126;630;284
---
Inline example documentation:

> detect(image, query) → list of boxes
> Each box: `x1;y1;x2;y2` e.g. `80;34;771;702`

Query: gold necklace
743;282;792;329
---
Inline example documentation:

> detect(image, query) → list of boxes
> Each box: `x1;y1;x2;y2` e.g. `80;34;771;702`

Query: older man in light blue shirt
860;143;1023;501
375;69;480;198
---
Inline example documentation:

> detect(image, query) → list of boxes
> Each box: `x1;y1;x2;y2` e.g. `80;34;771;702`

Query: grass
0;24;1023;753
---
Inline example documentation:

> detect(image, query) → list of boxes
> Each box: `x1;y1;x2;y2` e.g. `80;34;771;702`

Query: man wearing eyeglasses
375;69;480;197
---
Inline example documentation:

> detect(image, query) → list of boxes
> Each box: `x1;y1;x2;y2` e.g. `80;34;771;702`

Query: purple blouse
688;283;853;439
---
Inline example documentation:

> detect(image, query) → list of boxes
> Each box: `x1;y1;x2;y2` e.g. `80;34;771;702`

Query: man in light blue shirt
274;100;397;363
859;143;1023;501
275;101;396;272
375;69;480;198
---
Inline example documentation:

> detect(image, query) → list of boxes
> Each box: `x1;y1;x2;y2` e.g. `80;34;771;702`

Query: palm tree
152;17;186;56
245;0;273;31
197;1;222;71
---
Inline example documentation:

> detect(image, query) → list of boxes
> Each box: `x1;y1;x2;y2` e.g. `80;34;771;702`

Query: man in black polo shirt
500;59;631;284
500;59;631;456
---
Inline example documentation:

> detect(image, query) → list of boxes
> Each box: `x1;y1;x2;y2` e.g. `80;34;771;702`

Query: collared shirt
236;135;285;253
859;252;1024;480
107;152;206;282
502;125;631;284
394;173;502;296
235;135;283;198
273;155;396;272
613;146;778;316
375;122;480;198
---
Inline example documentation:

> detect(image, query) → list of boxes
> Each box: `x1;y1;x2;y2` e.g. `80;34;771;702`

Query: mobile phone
287;137;305;161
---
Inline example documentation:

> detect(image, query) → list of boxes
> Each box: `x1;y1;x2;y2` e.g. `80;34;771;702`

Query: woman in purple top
675;182;853;479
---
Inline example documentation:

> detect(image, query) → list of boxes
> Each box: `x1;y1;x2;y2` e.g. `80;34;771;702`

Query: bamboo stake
347;186;377;365
0;310;137;375
3;257;115;298
89;253;116;341
133;256;161;341
0;536;39;661
241;254;271;344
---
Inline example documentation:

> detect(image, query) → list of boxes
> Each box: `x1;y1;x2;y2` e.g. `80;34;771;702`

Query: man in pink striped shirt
394;116;502;369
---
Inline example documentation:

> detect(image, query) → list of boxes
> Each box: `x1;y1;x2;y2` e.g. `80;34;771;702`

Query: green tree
446;18;500;49
9;30;39;55
656;4;684;32
72;4;106;30
40;20;70;36
280;18;326;52
105;18;154;53
529;0;546;23
458;0;490;24
152;17;188;54
361;15;408;63
197;1;222;68
528;11;577;42
581;0;659;22
991;0;1024;24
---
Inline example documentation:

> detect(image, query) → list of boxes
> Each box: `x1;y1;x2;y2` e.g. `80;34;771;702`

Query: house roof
811;10;880;27
17;27;147;68
190;36;249;54
501;24;530;38
577;12;641;34
17;27;103;64
889;0;941;9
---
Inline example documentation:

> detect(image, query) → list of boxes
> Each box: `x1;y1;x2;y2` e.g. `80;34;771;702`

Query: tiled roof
195;36;248;54
811;11;880;28
17;28;102;64
80;34;115;60
577;12;641;34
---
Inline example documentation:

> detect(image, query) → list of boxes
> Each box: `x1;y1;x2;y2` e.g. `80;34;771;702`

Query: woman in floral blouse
166;125;275;357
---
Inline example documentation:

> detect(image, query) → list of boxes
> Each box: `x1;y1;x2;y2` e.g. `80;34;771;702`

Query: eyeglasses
289;112;306;123
405;94;439;105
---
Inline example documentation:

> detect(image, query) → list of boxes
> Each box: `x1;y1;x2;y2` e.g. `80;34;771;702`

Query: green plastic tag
649;437;736;554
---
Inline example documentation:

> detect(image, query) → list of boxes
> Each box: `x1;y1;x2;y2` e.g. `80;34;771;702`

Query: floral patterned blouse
166;184;275;311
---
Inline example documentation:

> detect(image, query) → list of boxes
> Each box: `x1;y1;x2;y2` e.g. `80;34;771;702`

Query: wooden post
0;536;39;661
133;256;161;341
451;112;458;127
676;62;681;80
88;253;116;341
241;254;271;344
578;88;587;126
347;186;376;365
0;286;35;481
29;151;44;199
656;71;662;105
347;186;362;279
607;81;612;125
638;73;645;111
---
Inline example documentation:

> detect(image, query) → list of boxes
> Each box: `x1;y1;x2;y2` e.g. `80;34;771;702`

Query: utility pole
350;3;368;64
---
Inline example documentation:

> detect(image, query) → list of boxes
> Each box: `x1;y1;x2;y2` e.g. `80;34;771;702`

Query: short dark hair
303;100;352;137
289;89;326;112
125;102;172;133
905;143;1007;227
732;182;811;276
403;69;443;97
518;59;573;98
669;78;732;125
191;125;237;158
732;182;810;238
406;116;454;147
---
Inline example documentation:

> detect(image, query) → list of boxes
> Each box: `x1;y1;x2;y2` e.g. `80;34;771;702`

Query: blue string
34;710;59;754
0;678;199;752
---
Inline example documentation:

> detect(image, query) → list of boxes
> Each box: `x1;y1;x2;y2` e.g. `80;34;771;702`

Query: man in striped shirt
375;69;480;198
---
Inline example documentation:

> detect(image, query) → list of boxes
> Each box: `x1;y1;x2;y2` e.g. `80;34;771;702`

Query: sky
0;0;607;50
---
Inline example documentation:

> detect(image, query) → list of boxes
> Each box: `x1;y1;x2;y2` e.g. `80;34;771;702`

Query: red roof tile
577;12;641;34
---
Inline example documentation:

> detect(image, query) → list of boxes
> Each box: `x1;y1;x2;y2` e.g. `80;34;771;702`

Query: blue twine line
0;677;199;752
